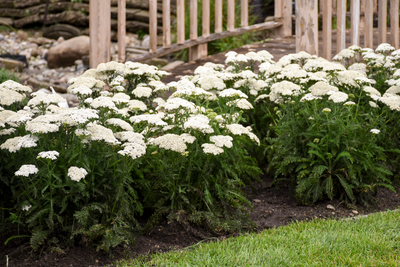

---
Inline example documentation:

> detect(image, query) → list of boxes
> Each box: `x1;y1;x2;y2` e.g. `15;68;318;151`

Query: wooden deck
162;28;395;84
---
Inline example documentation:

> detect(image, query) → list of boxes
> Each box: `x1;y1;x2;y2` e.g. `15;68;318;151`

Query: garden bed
1;174;400;267
2;42;400;267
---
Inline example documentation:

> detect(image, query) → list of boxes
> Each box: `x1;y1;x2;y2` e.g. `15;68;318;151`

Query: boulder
0;58;26;72
46;36;90;69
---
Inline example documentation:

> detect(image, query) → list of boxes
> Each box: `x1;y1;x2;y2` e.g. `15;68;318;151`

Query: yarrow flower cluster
15;164;39;177
37;151;60;160
68;166;88;182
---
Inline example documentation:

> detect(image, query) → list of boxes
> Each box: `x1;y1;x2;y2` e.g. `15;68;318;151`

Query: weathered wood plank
118;0;126;62
177;0;184;44
365;0;374;48
378;0;387;45
162;0;171;49
323;0;332;59
336;0;346;53
390;0;399;49
296;0;318;54
351;0;360;46
128;21;282;62
89;0;111;68
149;0;157;53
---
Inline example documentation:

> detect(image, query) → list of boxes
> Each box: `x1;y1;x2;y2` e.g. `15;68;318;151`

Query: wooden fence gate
89;0;400;69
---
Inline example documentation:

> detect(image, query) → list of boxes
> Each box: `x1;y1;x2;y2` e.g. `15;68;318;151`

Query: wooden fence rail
89;0;400;68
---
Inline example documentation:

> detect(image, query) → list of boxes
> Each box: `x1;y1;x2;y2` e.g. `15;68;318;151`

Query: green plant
0;67;19;84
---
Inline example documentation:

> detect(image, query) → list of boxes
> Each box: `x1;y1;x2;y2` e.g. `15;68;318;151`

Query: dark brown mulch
1;174;400;267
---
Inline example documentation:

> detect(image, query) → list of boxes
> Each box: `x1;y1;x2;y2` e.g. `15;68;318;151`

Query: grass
119;209;400;266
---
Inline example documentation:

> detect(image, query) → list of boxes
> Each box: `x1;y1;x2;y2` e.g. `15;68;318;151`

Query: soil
1;174;400;267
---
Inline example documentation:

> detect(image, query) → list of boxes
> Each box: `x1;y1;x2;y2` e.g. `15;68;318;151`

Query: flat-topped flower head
118;142;147;159
147;134;188;153
363;86;381;97
343;101;356;106
68;166;88;182
300;93;322;102
85;122;121;145
183;114;214;134
210;135;233;148
70;85;92;96
328;91;348;103
0;80;32;93
322;108;332;113
15;164;39;177
106;118;134;131
111;92;130;104
201;143;224;155
28;91;67;108
37;151;59;160
370;129;380;134
376;43;395;54
332;48;356;61
227;98;254;110
269;81;303;103
226;124;260;145
0;88;25;106
130;114;168;126
90;96;117;110
197;75;226;90
219;88;248;99
0;134;39;153
132;86;152;98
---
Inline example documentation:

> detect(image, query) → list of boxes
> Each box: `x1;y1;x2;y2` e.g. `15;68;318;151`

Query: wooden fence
295;0;400;60
89;0;400;68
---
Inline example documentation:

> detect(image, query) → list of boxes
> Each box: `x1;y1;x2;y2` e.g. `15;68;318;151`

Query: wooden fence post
351;0;360;46
227;0;235;32
241;0;249;27
189;0;199;61
282;0;292;37
390;0;399;49
296;0;318;55
89;0;111;68
177;0;185;44
365;0;374;48
199;0;210;58
274;0;283;37
215;0;223;33
378;0;387;45
149;0;157;53
117;0;126;62
163;0;171;49
336;0;346;54
323;0;332;59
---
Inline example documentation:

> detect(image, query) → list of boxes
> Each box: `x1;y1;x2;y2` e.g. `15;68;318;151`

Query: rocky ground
0;28;184;108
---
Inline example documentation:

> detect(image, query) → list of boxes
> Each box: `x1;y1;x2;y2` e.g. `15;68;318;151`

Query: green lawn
119;210;400;266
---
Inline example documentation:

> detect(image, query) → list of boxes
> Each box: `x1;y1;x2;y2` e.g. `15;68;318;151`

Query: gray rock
0;58;25;72
161;61;185;71
0;34;4;41
46;36;90;69
326;204;335;211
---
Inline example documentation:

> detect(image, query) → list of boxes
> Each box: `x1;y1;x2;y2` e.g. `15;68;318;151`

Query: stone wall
0;0;176;34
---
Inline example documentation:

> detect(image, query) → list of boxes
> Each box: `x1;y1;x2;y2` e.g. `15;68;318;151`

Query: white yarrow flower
370;129;380;134
37;151;59;160
68;166;88;182
15;164;39;177
202;143;224;155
